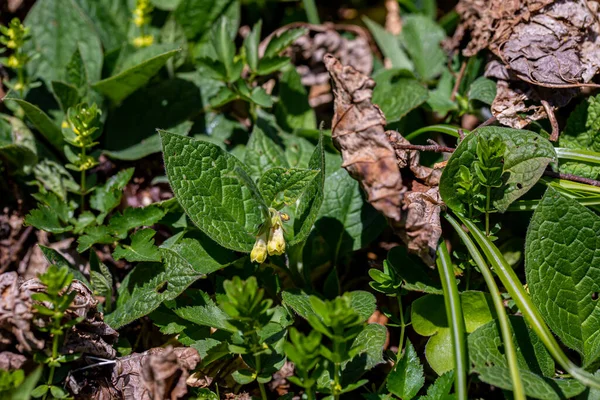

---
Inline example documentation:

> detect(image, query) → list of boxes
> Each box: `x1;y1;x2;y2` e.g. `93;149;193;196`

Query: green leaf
24;0;103;83
400;15;446;81
469;317;586;400
274;66;316;131
39;245;89;285
107;233;234;329
263;28;306;59
0;115;37;170
427;69;457;115
387;340;425;400
73;0;130;52
387;246;442;294
419;371;454;400
244;20;261;72
411;291;495;375
10;367;42;400
290;133;325;246
258;167;318;209
77;226;114;252
525;187;600;365
89;168;134;221
173;290;234;332
372;69;428;123
244;122;289;179
90;251;113;312
210;17;238;82
65;48;88;88
303;169;386;266
282;290;376;321
108;205;167;239
440;126;556;213
32;160;79;201
348;323;387;370
363;16;413;71
174;0;239;40
559;94;600;178
5;97;63;151
92;50;180;104
468;77;496;105
113;228;162;262
256;56;290;76
161;133;267;251
51;81;79;112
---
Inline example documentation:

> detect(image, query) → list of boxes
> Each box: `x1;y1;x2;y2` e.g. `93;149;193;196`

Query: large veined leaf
469;317;585;399
93;50;180;103
387;340;424;400
399;15;446;81
24;0;103;83
0;115;37;170
4;97;63;151
526;187;600;366
161;132;266;252
440;126;556;213
372;69;428;124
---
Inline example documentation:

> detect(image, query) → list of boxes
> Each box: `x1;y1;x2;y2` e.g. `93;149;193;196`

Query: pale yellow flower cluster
250;210;289;264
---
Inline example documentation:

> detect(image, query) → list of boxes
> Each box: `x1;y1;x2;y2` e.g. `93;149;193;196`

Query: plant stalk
397;294;406;359
445;213;526;400
303;0;320;24
255;355;267;400
458;215;600;389
436;241;468;400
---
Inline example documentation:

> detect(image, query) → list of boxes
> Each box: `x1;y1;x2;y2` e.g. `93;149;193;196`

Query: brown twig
391;142;456;154
475;115;497;130
450;61;467;101
540;99;559;141
543;170;600;187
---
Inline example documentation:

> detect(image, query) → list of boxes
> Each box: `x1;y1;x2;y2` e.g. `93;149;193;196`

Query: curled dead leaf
325;55;444;265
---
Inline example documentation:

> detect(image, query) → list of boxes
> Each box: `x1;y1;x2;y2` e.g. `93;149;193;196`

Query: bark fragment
325;55;444;264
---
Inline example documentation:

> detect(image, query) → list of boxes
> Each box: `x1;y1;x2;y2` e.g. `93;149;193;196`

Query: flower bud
250;233;268;264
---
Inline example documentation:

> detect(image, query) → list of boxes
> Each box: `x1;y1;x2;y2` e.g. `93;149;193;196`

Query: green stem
302;0;320;24
397;294;406;359
436;241;468;400
255;355;267;400
333;340;341;400
43;318;62;400
405;125;466;141
445;213;526;400
80;146;86;211
508;196;600;212
485;186;491;236
16;67;25;97
458;215;600;389
556;148;600;166
542;177;600;195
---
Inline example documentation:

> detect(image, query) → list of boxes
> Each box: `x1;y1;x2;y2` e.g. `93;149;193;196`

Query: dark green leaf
244;122;289;179
51;81;79;112
0;115;37;170
372;69;428;123
5;97;63;151
387;340;425;400
113;228;162;262
525;187;600;366
275;66;316;131
399;15;446;81
468;77;496;105
244;20;261;72
92;50;180;104
263;28;306;59
174;0;239;40
259;167;318;209
363;16;413;71
161;132;266;252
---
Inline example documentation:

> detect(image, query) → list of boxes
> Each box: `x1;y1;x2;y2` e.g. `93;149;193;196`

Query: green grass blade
445;213;525;400
436;240;468;400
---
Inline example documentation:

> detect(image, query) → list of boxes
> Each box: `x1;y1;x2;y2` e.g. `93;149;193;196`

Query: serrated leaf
525;187;600;366
244;122;289;179
282;290;376;322
161;132;266;252
348;323;387;371
363;16;413;71
24;0;103;83
108;205;167;239
372;69;429;123
303;169;386;267
258;167;318;209
77;226;114;252
419;370;454;400
5;97;63;151
387;340;425;400
468;77;496;105
469;317;585;400
92;50;179;104
411;291;495;375
263;28;306;59
290;133;325;246
113;228;162;262
440;127;556;213
173;290;234;332
89;168;134;221
399;15;446;81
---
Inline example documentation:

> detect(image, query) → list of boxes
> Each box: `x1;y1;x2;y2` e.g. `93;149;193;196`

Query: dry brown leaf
260;23;373;108
325;55;444;265
449;0;600;129
0;351;27;370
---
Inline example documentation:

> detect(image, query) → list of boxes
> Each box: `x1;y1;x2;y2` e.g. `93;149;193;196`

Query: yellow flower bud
250;233;268;264
7;55;19;68
133;35;154;48
267;225;285;256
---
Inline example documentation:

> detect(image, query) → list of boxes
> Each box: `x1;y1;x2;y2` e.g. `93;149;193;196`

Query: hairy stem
445;213;526;400
436;241;468;400
459;215;600;389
